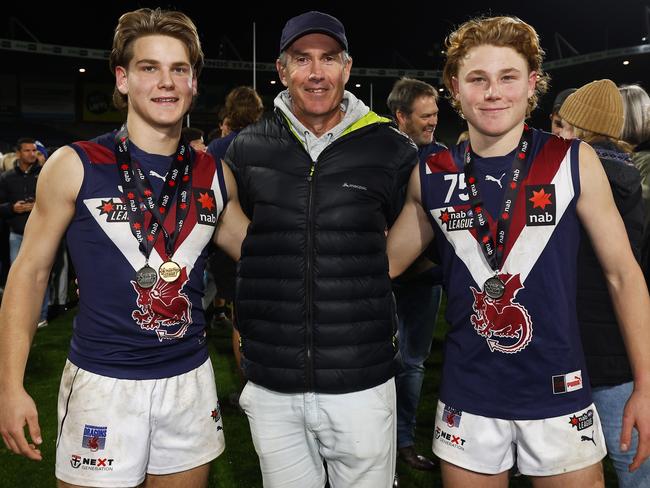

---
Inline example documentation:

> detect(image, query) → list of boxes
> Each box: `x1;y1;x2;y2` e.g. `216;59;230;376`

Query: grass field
0;306;618;487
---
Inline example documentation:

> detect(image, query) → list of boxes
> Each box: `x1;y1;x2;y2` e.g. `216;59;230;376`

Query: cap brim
281;28;347;52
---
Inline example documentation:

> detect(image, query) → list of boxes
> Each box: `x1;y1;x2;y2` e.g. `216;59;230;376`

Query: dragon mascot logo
469;273;532;353
130;267;192;341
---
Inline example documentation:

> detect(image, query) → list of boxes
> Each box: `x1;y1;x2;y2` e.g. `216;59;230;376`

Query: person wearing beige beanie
559;79;625;140
559;79;649;487
387;16;650;488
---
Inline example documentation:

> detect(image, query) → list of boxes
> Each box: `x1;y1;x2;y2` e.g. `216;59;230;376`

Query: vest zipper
305;162;316;390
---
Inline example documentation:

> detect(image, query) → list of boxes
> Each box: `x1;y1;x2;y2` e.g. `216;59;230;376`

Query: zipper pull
307;163;315;182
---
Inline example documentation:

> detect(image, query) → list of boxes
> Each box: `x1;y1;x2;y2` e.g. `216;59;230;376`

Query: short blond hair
443;16;549;117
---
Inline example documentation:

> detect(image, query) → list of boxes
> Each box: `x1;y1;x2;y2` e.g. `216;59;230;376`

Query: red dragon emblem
130;267;192;341
469;273;532;354
87;436;99;452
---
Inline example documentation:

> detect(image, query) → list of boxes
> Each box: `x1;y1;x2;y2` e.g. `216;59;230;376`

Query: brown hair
442;16;549;117
109;8;204;111
224;86;264;131
386;77;438;118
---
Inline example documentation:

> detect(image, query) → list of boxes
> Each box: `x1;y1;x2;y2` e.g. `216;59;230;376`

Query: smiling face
397;95;439;147
452;44;536;144
115;34;197;134
276;33;352;135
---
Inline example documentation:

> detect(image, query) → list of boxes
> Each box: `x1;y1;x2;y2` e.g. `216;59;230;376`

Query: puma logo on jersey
149;170;167;182
485;172;506;188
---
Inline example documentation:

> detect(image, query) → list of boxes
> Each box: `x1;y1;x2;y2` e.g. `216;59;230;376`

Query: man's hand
0;386;43;460
621;386;650;471
12;200;34;214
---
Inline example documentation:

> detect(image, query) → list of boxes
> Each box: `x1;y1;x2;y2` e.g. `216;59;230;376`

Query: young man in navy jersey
0;8;248;487
388;16;650;487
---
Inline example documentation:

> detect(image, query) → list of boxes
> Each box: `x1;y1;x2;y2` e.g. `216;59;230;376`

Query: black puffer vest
578;141;643;386
227;110;417;393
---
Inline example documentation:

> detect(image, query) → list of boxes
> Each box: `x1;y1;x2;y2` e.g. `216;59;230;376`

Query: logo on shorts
434;426;467;450
569;409;594;431
70;454;115;470
211;403;223;431
442;405;462;428
552;370;583;395
581;431;596;446
82;424;107;451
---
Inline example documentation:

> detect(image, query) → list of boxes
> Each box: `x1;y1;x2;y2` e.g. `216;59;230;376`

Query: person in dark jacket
386;77;444;471
0;137;49;327
226;11;416;488
619;84;650;286
559;79;650;487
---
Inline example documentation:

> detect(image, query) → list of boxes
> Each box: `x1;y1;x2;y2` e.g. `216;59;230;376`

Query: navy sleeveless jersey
421;128;592;419
67;132;227;379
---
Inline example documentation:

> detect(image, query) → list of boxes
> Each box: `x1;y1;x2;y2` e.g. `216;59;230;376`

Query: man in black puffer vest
225;11;416;488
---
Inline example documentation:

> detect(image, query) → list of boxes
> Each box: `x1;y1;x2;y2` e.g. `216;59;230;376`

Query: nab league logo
96;199;129;222
131;268;192;341
438;208;474;231
470;273;533;354
526;184;556;226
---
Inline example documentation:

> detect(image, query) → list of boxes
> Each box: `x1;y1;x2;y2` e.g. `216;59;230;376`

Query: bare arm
213;162;249;261
387;165;434;278
576;142;650;471
0;146;82;460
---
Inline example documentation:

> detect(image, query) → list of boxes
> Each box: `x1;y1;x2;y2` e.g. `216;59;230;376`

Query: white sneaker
37;320;48;329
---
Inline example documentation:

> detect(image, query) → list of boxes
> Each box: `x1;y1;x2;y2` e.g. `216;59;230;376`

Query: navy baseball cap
279;11;348;53
35;140;48;159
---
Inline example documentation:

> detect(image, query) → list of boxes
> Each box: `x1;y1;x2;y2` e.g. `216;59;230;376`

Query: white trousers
239;379;396;488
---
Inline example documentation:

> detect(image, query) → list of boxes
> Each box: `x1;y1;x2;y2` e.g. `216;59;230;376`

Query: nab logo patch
525;184;555;226
82;424;107;451
193;188;217;226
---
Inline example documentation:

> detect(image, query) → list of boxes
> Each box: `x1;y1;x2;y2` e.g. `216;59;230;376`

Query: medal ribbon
463;125;532;272
114;126;192;262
